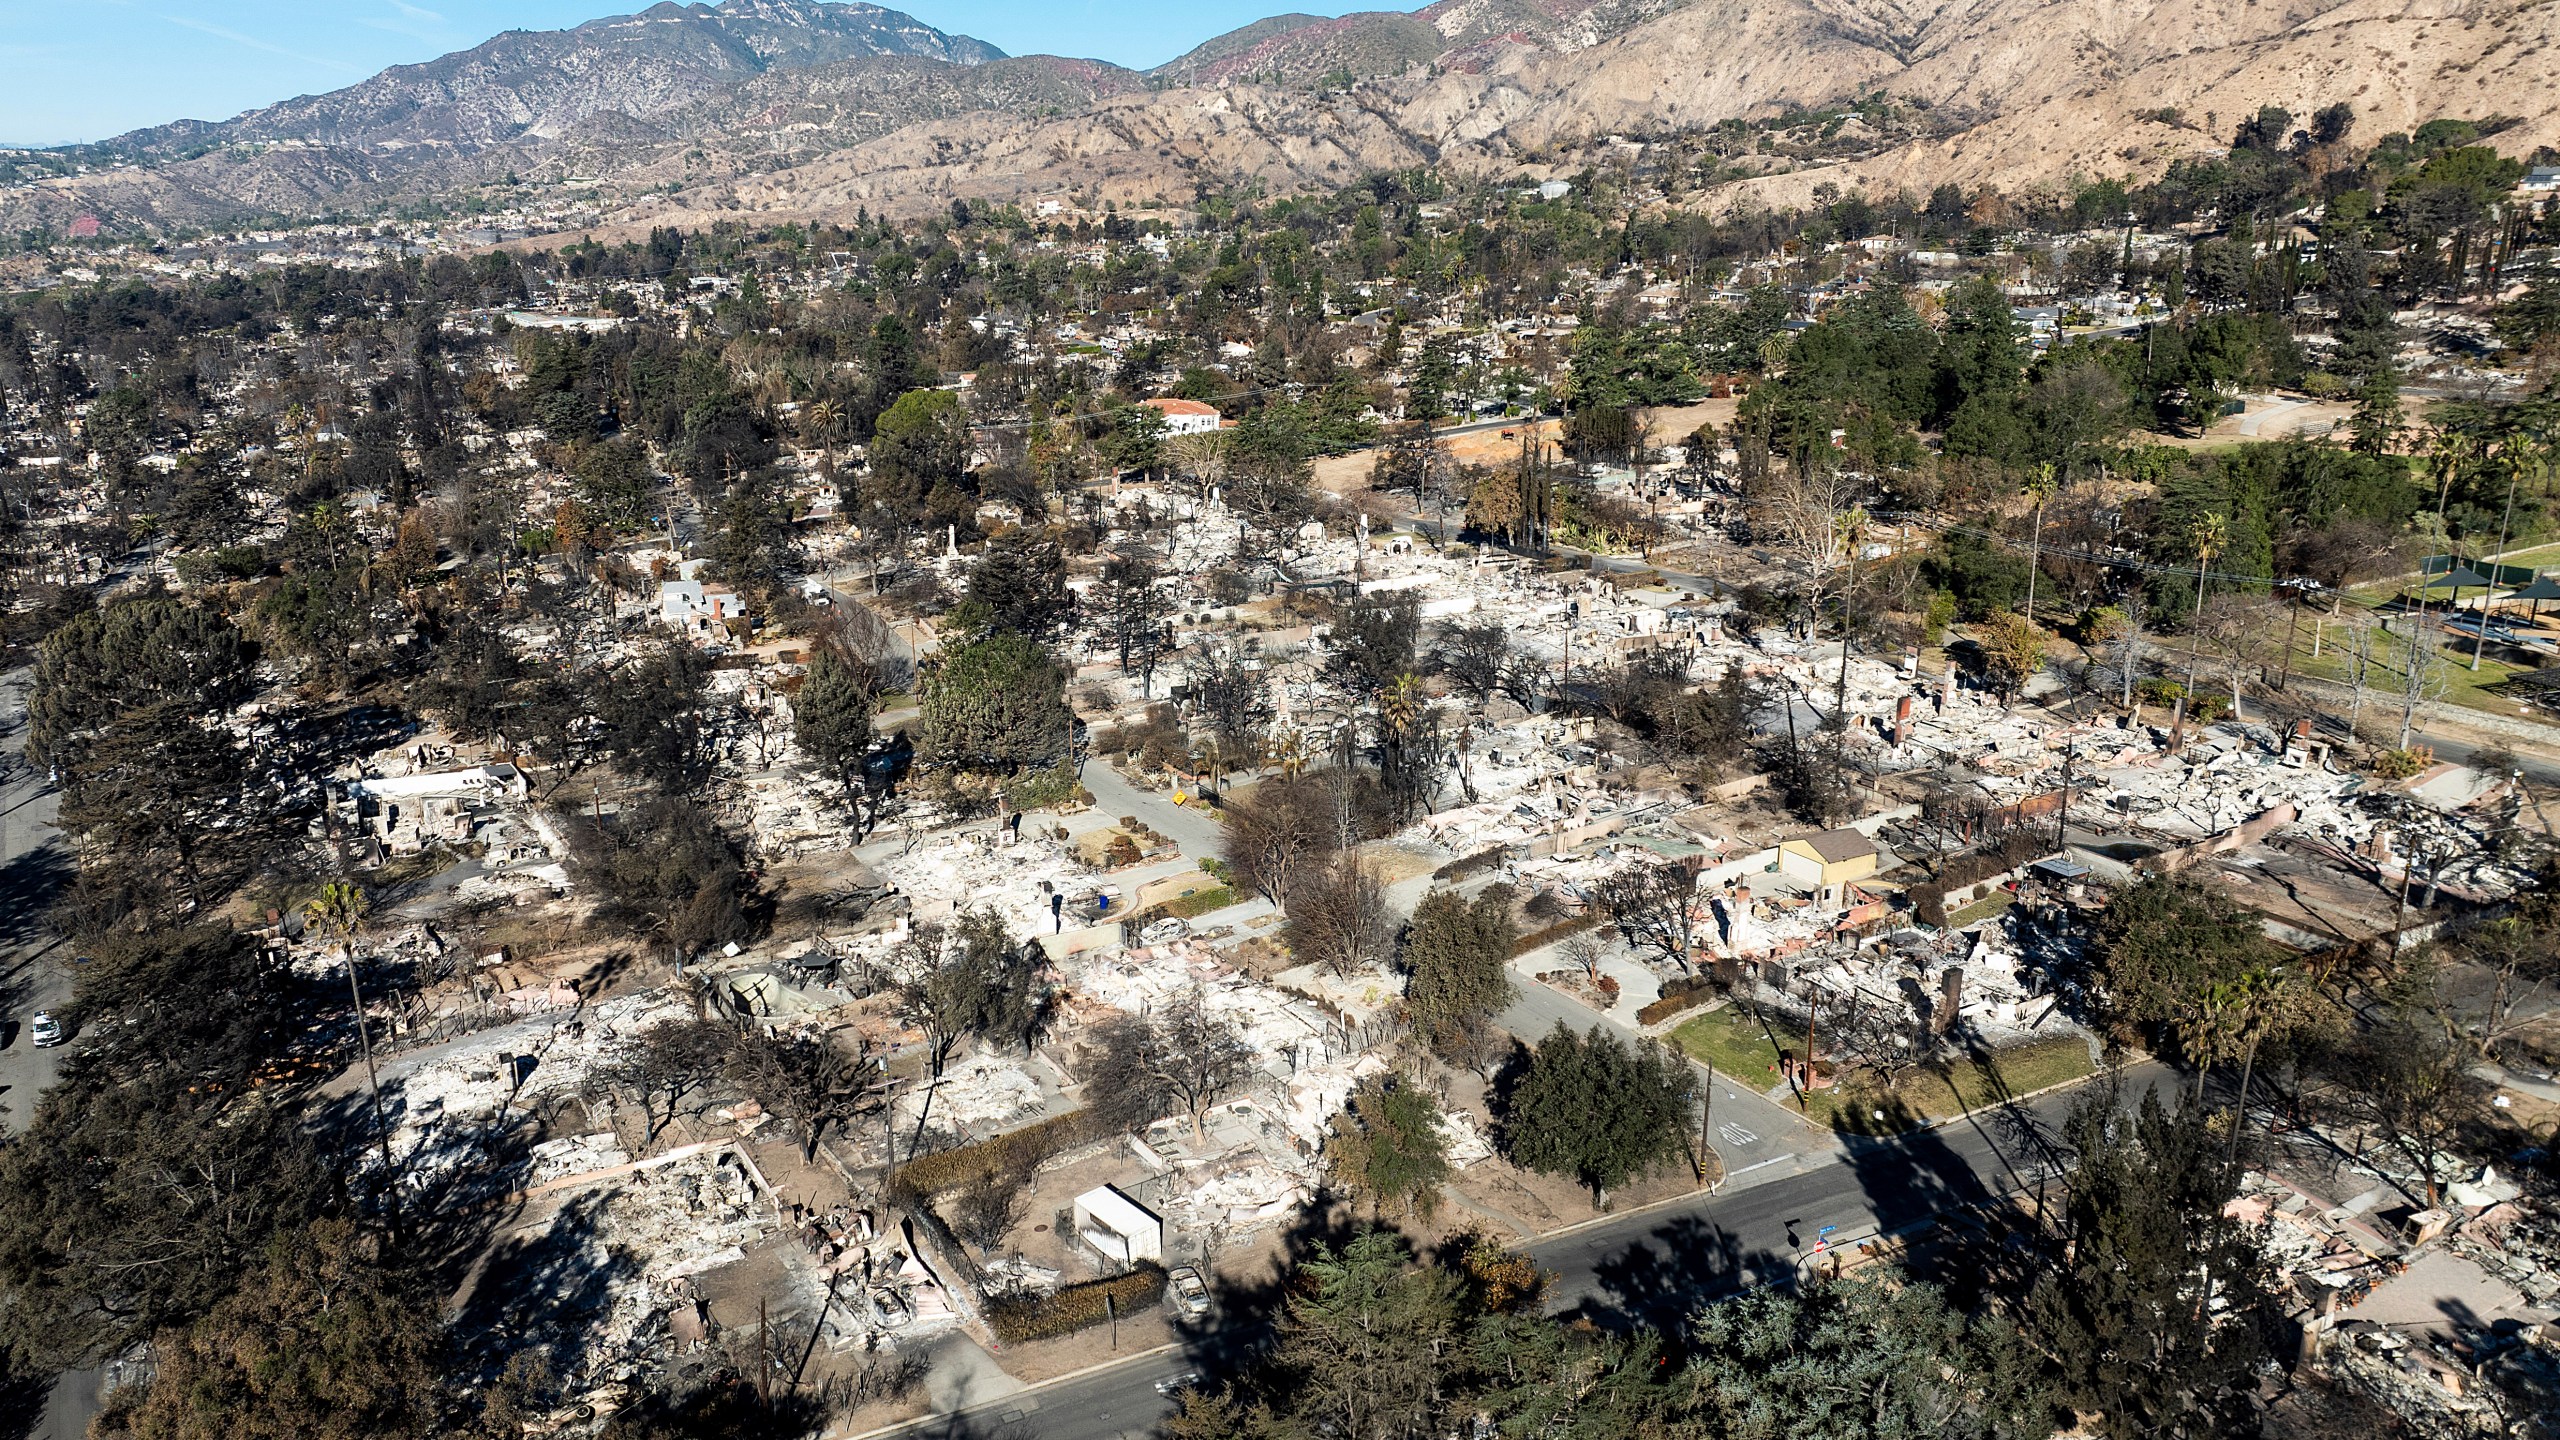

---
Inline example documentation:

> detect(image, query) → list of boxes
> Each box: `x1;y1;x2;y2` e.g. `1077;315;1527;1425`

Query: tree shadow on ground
1166;1196;1360;1391
0;1360;46;1440
0;841;69;951
1576;1211;1782;1333
452;1191;640;1381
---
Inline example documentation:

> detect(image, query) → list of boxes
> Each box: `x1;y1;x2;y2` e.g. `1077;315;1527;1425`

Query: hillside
5;0;2557;238
125;0;1001;155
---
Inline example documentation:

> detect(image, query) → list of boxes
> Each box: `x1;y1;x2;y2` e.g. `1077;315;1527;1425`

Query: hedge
1636;980;1715;1027
1510;912;1604;958
1432;846;1508;882
889;1107;1109;1200
987;1264;1168;1344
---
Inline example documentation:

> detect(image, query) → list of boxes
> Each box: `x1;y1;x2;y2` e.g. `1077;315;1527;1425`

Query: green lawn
1676;1010;2097;1136
1805;1037;2097;1136
1945;892;2016;928
1165;885;1239;919
2281;617;2545;725
1671;1006;1804;1086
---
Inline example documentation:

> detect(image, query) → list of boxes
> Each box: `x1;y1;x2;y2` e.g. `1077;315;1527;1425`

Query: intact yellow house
1777;828;1879;908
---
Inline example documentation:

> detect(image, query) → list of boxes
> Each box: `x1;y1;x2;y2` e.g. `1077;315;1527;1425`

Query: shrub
1510;912;1603;958
1432;846;1508;882
2370;745;2434;780
986;1265;1168;1344
889;1108;1107;1200
1635;977;1716;1026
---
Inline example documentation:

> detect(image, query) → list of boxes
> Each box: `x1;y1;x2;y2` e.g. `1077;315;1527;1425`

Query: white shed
1072;1185;1163;1265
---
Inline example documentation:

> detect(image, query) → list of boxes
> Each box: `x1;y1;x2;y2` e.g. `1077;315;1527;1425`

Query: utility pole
1798;992;1820;1115
1699;1058;1716;1185
1833;510;1864;729
2474;451;2522;670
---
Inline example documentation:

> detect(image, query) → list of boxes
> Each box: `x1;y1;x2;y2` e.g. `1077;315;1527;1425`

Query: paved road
855;1061;2167;1440
0;666;69;1127
0;667;105;1440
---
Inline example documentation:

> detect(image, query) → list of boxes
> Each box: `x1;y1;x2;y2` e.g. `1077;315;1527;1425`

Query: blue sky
0;0;1379;146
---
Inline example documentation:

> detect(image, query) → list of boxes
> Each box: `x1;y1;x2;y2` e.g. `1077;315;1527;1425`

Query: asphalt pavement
0;667;69;1127
855;1060;2168;1440
0;667;105;1440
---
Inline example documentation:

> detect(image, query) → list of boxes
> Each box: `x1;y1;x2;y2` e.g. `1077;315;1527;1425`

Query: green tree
963;527;1071;637
564;795;754;957
0;1081;327;1369
2086;876;2286;1048
2027;1086;2280;1439
60;924;297;1096
1099;403;1169;476
1270;1230;1465;1440
917;630;1070;776
28;595;252;771
1324;1075;1452;1220
572;435;656;529
1096;548;1169;687
2494;280;2560;353
54;700;264;918
866;388;967;515
1405;337;1458;424
792;646;876;802
94;1219;444;1440
599;643;715;796
1659;1278;2054;1440
1400;885;1517;1049
1501;1023;1695;1204
1936;276;2030;465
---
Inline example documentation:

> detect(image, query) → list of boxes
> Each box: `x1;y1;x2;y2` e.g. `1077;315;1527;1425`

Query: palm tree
2022;464;2058;623
2176;979;2249;1108
2223;966;2292;1163
306;882;393;1174
803;397;842;461
1274;726;1308;781
2181;510;2228;726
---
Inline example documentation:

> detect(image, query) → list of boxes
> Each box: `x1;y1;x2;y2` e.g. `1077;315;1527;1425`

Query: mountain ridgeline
5;0;2557;236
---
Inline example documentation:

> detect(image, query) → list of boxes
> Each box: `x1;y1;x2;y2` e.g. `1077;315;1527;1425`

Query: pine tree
1501;1023;1694;1205
1400;885;1517;1049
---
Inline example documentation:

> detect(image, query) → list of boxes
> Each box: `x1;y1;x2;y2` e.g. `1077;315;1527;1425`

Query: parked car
29;1011;63;1047
1167;1265;1212;1319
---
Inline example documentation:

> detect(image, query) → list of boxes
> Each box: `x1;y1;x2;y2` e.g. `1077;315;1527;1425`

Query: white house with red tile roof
1140;397;1223;436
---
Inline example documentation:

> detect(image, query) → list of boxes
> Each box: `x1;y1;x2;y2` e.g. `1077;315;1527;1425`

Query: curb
1528;1150;1823;1244
831;1340;1186;1440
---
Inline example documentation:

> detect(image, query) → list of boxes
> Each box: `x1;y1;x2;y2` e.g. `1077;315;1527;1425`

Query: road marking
1716;1122;1759;1147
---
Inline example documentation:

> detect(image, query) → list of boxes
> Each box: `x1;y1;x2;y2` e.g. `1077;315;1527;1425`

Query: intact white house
660;579;748;633
1140;397;1223;436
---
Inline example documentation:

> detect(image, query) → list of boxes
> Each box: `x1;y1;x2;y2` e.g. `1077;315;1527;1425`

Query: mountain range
4;0;2556;239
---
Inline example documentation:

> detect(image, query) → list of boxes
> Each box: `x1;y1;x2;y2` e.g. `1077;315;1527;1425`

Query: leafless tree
1283;856;1395;977
1595;861;1705;972
585;1018;734;1146
724;1028;888;1164
1746;455;1862;632
1086;989;1256;1140
2195;594;2284;719
2394;619;2450;751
